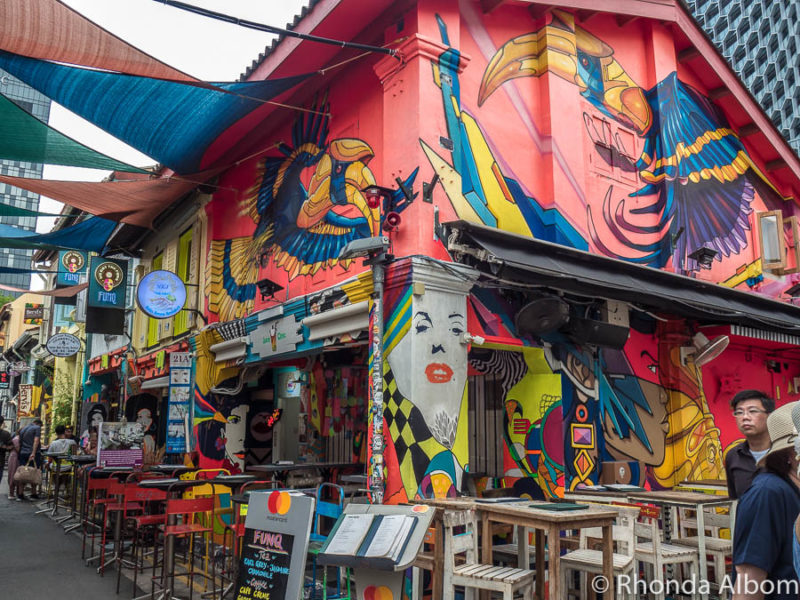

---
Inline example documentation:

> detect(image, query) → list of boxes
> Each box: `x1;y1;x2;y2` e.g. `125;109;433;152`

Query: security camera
338;236;390;260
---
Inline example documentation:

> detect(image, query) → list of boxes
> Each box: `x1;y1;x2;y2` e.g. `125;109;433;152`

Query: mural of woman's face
387;292;468;447
136;408;153;432
91;411;104;428
225;404;248;467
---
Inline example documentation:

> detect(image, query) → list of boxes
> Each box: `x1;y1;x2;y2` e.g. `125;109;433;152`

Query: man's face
734;398;769;438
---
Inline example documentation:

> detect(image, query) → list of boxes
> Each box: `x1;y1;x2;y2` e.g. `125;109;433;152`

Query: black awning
443;220;800;334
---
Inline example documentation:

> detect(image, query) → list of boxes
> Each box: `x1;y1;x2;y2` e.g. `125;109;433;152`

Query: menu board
234;528;295;600
235;490;314;600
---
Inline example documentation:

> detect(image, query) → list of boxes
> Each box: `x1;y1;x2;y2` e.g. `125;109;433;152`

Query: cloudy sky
37;0;307;231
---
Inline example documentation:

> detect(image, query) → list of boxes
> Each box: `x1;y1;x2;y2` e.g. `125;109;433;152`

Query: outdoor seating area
26;451;736;600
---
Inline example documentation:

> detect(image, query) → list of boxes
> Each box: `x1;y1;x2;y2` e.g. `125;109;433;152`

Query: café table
624;489;733;600
137;478;212;600
147;464;197;478
37;451;71;518
64;454;99;533
248;461;361;487
419;497;618;600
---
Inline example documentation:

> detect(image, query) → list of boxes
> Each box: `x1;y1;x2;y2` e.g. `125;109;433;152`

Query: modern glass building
0;68;50;294
685;0;800;155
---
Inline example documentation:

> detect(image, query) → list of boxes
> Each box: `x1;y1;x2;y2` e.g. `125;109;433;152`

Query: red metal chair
152;495;217;600
116;483;167;596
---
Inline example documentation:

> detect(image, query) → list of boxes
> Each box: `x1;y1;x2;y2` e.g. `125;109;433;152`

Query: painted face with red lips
387;295;468;448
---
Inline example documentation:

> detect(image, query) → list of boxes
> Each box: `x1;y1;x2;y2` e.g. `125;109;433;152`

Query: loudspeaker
563;316;629;349
515;297;571;336
600;460;642;485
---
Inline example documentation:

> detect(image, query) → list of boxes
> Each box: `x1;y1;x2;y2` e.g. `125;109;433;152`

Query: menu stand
317;504;435;600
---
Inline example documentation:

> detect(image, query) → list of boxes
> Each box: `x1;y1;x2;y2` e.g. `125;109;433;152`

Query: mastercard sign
267;490;292;515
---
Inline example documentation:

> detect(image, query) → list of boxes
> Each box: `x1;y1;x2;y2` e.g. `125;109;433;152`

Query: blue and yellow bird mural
207;102;417;321
477;10;783;270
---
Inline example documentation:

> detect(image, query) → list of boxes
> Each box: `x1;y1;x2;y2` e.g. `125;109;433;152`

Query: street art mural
469;348;564;499
206;101;417;322
424;11;780;272
381;275;470;502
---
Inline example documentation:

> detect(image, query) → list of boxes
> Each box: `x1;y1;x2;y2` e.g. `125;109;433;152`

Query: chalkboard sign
235;528;295;600
236;490;315;600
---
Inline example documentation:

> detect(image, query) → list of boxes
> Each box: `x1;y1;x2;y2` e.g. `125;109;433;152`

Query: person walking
7;433;19;500
0;415;12;486
725;389;775;499
16;418;43;500
733;400;800;599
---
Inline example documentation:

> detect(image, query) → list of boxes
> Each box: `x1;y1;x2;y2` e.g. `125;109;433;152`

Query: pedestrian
6;433;19;500
725;389;774;499
0;415;12;487
63;424;76;442
733;400;800;599
16;418;43;500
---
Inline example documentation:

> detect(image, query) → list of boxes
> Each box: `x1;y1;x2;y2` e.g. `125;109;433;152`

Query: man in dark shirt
725;389;774;499
733;401;800;599
0;416;12;485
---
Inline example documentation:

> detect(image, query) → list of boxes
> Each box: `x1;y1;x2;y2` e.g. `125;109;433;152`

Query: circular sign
46;333;82;357
94;261;124;291
61;250;85;273
136;270;187;319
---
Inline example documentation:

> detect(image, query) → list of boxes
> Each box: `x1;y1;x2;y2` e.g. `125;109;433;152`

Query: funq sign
46;333;82;358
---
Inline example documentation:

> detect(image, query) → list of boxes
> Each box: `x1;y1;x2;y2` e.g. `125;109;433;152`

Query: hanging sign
136;270;187;319
0;371;9;390
166;351;192;453
46;333;82;358
56;250;88;286
87;256;128;309
18;384;33;416
23;303;44;324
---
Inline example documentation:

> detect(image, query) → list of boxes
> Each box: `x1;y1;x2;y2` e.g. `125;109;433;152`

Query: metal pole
368;253;386;504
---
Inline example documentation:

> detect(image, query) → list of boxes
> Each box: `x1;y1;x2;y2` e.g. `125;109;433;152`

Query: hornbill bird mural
207;101;417;321
478;10;782;270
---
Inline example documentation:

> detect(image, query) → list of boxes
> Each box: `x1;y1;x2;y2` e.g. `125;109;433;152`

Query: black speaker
563;316;629;349
515;297;571;336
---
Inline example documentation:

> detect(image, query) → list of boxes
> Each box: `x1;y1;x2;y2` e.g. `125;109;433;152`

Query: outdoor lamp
687;246;718;269
362;185;393;210
256;278;283;301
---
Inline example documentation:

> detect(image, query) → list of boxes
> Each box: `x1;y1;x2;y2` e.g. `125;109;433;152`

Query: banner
18;384;32;416
56;250;87;286
166;352;192;453
87;256;128;309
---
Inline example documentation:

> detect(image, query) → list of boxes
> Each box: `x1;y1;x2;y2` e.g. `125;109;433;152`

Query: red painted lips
425;363;453;383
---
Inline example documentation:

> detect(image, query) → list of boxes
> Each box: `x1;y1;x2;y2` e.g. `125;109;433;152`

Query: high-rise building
0;68;50;295
685;0;800;155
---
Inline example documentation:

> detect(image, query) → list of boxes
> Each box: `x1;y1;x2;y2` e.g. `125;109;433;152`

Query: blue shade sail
0;217;117;253
0;50;311;174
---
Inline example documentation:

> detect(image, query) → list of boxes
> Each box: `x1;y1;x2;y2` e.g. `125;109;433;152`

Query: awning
140;376;169;391
444;220;800;334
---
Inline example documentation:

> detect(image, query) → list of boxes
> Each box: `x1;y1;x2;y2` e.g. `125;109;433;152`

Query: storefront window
173;228;193;336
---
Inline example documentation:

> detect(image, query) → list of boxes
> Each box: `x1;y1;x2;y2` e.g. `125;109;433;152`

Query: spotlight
256;278;283;301
688;246;718;269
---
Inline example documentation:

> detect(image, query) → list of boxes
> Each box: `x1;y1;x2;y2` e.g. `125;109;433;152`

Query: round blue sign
136;270;187;319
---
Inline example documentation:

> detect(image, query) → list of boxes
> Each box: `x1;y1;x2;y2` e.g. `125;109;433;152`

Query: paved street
0;476;125;600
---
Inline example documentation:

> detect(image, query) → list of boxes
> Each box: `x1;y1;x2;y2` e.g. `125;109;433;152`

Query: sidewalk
0;475;126;600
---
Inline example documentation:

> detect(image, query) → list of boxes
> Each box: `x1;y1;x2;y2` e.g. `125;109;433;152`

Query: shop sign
136;270;187;319
87;256;128;309
251;316;304;359
166;352;192;453
96;421;144;468
18;384;32;416
23;303;43;324
235;491;314;600
56;250;87;286
0;371;9;389
46;333;82;358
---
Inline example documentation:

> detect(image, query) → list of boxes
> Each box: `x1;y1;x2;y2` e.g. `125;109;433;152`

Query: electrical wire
152;0;399;57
